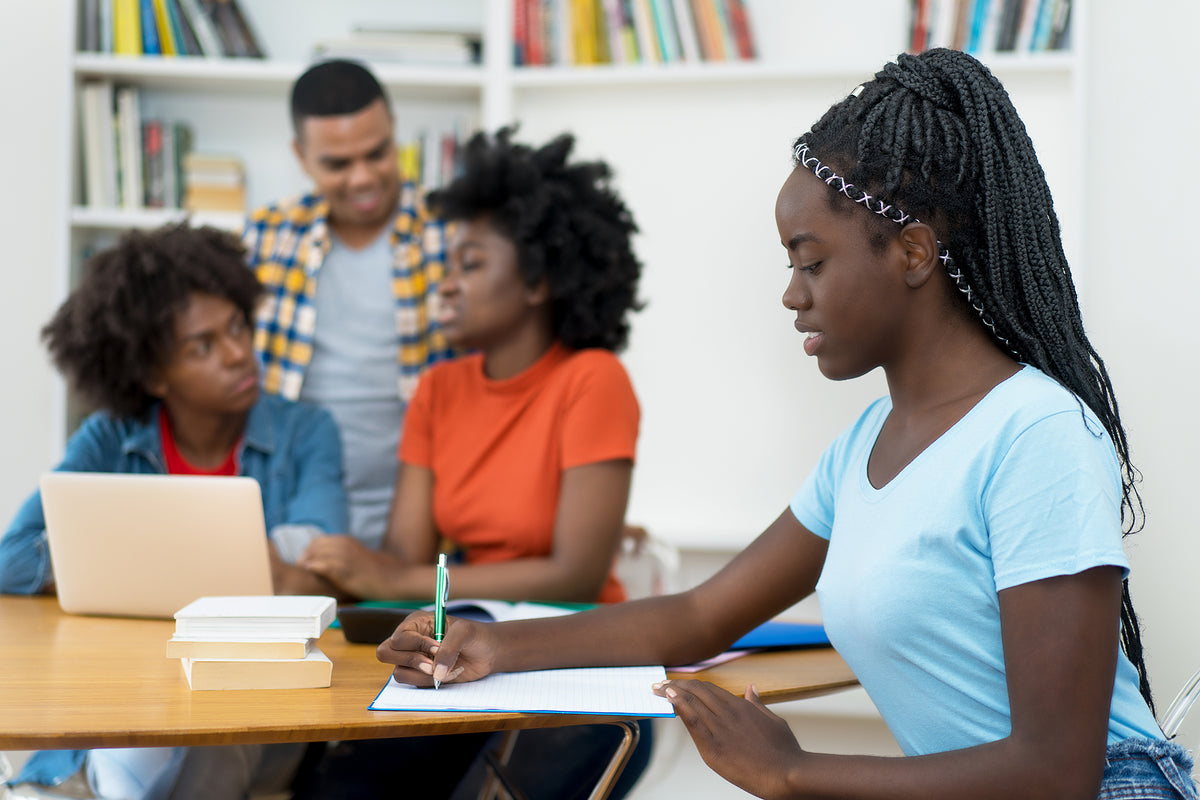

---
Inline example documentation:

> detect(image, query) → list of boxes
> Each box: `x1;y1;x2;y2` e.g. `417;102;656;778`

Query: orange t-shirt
399;343;639;603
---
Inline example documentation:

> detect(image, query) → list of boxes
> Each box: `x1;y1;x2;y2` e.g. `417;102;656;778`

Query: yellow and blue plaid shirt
243;184;454;404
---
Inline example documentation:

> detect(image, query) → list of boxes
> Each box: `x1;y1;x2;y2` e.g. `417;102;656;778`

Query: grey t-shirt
299;226;403;550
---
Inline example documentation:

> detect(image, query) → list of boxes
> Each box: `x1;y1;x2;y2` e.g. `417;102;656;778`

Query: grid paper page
369;665;675;717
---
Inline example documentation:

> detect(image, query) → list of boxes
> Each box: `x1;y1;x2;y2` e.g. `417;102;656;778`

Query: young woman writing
377;49;1195;800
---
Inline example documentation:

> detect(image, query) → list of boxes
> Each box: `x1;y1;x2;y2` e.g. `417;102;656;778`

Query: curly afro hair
42;223;261;419
428;127;643;352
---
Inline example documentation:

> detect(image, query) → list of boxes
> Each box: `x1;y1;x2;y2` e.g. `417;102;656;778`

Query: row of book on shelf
78;80;245;213
78;0;265;59
909;0;1072;55
168;595;337;690
78;80;470;213
515;0;756;67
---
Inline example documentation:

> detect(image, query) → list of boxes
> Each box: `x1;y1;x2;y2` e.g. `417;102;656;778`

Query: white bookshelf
61;0;1086;549
73;52;488;97
69;204;243;232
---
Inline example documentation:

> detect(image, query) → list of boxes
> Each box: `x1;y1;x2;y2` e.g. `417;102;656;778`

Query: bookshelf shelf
73;53;486;99
70;205;243;232
510;61;870;88
508;51;1077;89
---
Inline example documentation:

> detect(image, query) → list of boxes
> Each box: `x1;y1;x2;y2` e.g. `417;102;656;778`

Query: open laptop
39;472;274;619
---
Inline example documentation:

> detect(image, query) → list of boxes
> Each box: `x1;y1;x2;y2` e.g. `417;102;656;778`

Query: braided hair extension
797;48;1153;710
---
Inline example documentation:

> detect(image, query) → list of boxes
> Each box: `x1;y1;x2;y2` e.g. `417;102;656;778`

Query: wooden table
0;596;856;797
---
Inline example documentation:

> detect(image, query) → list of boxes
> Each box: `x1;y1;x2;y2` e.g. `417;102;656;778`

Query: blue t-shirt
790;366;1162;756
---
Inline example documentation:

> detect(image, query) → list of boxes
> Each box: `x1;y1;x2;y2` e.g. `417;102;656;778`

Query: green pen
433;553;448;689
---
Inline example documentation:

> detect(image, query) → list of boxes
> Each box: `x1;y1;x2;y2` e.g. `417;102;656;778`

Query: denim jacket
0;393;348;595
1;393;347;786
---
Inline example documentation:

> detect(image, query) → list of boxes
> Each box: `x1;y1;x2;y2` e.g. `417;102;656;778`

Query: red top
158;409;240;476
400;343;640;603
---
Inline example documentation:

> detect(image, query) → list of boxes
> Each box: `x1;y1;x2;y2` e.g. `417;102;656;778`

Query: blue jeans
1099;737;1198;799
86;744;306;800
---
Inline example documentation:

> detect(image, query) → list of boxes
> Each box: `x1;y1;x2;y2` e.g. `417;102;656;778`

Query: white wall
0;5;71;529
1085;5;1200;719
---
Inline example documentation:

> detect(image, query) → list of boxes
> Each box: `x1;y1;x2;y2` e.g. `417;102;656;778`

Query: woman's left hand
654;679;805;799
300;534;401;599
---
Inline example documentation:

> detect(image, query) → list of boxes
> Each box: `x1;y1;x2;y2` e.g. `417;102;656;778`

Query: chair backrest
1160;667;1200;740
614;526;681;599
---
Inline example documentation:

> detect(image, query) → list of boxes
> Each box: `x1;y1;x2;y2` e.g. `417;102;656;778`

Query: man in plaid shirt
243;60;453;556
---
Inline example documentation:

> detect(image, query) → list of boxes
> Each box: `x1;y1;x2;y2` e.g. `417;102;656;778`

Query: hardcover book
181;647;332;690
173;595;336;640
166;636;314;660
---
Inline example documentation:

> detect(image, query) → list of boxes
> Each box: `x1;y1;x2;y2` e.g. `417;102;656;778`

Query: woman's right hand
376;610;500;687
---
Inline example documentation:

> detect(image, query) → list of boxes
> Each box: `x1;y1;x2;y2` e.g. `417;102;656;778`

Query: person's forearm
776;737;1102;800
273;561;356;602
373;555;609;603
438;556;610;603
0;526;53;595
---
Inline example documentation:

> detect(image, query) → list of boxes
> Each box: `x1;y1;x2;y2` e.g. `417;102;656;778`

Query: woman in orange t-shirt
301;127;643;606
294;127;651;800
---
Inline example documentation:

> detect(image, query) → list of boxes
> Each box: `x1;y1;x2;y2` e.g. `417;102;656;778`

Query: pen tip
434;679;441;690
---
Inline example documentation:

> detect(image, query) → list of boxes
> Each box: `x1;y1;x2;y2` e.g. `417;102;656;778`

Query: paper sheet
669;649;759;673
369;665;675;717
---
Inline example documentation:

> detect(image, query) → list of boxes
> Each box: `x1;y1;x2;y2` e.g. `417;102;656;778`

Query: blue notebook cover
731;620;830;651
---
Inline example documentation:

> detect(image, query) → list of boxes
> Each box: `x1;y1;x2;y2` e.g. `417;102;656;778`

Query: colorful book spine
513;0;528;63
709;0;735;60
630;0;659;63
1030;0;1056;50
139;0;161;54
81;0;101;51
650;0;679;62
99;0;114;52
152;0;178;55
176;0;223;57
724;0;754;59
966;0;990;52
690;0;719;60
512;0;752;66
142;119;165;207
601;0;624;63
116;86;144;209
113;0;142;55
671;0;701;61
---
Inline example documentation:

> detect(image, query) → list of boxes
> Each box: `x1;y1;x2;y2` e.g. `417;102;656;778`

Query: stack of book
167;595;336;690
181;153;246;213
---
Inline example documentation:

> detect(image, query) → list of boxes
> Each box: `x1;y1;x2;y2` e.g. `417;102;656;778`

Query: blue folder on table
731;620;830;650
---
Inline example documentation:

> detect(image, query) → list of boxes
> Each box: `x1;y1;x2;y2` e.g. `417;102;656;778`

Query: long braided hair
797;48;1153;710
